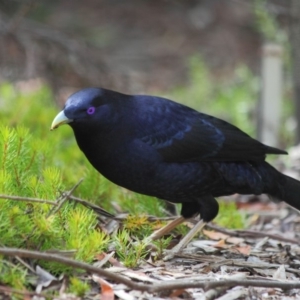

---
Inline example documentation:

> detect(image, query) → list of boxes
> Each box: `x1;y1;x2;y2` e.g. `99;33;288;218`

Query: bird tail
263;163;300;211
273;175;300;210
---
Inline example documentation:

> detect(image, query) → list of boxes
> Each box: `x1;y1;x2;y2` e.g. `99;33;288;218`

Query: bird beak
50;110;73;130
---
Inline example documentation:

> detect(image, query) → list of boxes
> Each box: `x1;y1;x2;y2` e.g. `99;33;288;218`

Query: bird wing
136;97;286;162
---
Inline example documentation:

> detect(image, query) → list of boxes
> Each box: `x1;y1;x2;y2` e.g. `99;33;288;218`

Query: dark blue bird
51;88;300;257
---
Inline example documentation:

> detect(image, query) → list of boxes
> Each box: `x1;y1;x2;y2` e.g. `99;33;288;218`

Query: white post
258;43;283;147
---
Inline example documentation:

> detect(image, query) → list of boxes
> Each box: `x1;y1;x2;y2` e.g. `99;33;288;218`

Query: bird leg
163;219;206;261
145;216;185;242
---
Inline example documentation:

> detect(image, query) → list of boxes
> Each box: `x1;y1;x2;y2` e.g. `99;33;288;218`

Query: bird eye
87;106;95;115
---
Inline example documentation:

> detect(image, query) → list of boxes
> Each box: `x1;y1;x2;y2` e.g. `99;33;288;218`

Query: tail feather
261;162;300;210
271;174;300;210
264;145;288;156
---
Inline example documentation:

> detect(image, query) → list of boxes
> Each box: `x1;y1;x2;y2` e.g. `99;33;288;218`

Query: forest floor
1;196;300;300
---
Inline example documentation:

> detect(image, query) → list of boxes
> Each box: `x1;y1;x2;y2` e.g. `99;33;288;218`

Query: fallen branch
0;247;300;293
200;273;247;300
149;278;300;293
0;247;148;291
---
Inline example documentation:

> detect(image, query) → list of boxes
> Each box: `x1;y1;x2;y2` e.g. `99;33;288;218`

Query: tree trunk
257;43;283;147
290;0;300;144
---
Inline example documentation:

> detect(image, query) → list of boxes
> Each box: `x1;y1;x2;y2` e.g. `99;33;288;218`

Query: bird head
51;88;113;131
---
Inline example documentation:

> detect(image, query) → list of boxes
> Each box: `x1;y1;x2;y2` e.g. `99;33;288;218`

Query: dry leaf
213;239;228;249
93;276;114;300
108;255;125;267
226;237;244;244
169;289;190;298
191;240;218;253
203;229;229;240
235;245;251;255
273;265;287;281
35;265;62;293
95;253;106;261
122;270;157;283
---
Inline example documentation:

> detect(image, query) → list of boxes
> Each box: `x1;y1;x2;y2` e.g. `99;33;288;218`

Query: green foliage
254;0;286;43
0;125;109;272
64;208;110;261
152;236;173;259
0;261;27;291
68;277;89;297
0;125;59;198
123;215;154;238
0;83;112;275
121;193;166;218
113;230;148;268
214;201;245;229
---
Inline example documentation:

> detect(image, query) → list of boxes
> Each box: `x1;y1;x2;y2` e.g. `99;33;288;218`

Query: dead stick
149;278;300;293
0;247;148;291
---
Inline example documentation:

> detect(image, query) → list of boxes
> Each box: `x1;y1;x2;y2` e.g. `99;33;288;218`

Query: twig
114;214;178;222
68;195;114;218
0;247;148;291
0;247;300;293
149;278;300;293
206;223;299;244
47;178;83;217
0;189;112;218
0;194;57;205
14;255;36;274
200;274;246;300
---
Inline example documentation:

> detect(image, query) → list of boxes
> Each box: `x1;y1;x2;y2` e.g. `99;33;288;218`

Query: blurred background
1;0;300;161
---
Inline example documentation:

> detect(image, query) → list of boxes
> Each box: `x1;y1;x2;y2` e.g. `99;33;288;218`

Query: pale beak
50;110;73;130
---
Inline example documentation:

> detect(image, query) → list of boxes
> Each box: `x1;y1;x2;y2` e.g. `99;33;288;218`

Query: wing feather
134;96;286;162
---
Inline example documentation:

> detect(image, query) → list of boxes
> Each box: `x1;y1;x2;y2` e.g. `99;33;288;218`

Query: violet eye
87;106;95;115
